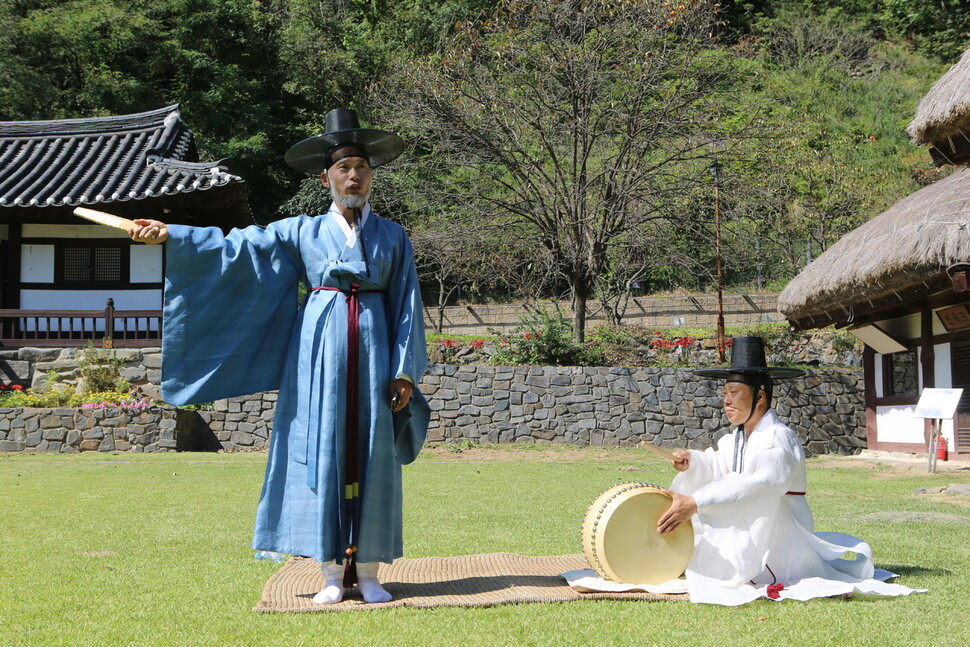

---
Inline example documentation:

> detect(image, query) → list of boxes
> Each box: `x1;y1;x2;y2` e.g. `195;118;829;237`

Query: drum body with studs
582;482;694;585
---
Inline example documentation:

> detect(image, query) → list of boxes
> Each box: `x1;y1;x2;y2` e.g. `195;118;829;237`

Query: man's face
320;156;372;209
723;381;759;426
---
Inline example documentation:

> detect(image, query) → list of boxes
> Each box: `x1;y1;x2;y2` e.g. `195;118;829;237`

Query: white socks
357;577;392;603
313;561;392;604
313;580;346;604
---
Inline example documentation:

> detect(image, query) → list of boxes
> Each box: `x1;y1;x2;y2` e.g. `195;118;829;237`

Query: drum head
582;483;693;585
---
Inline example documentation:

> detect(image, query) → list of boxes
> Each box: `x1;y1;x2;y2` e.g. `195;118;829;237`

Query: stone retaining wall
1;366;865;457
420;365;865;457
0;346;164;398
0;407;180;453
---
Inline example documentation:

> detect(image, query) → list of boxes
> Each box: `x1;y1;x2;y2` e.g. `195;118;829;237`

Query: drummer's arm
657;490;697;535
671;450;690;472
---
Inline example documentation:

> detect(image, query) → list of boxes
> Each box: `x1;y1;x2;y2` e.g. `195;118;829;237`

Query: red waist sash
310;284;385;585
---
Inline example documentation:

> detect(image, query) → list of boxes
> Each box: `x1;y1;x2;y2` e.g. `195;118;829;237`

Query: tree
719;4;947;280
408;213;524;332
376;0;747;341
0;0;299;222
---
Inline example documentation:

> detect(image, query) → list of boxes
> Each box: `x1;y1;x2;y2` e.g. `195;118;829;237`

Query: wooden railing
0;299;161;348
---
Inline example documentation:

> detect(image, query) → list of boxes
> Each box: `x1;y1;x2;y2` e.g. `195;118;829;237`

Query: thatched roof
778;167;970;328
907;48;970;165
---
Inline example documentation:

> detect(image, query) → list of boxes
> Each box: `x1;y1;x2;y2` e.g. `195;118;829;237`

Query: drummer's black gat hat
284;108;405;174
695;336;804;392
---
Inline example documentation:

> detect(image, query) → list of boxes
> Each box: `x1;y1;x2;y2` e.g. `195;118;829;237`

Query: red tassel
766;583;785;599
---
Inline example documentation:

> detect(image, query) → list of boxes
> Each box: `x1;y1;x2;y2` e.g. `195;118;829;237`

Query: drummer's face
723;382;757;426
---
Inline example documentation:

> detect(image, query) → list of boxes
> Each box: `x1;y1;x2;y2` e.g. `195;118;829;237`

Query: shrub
77;341;128;394
490;308;584;365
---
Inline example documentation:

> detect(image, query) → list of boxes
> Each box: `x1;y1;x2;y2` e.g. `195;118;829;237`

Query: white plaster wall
876;405;925;444
929;342;957;449
23;224;128;239
874;342;958;447
131;245;162;282
873;352;884;398
19;290;162;331
934;343;953;388
21;290;161;310
20;244;55;282
918;346;925;391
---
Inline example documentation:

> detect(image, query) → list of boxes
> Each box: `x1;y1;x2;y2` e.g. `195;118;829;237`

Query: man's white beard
331;184;370;210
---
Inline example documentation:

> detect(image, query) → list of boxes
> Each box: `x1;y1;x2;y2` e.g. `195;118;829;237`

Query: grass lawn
1;446;967;647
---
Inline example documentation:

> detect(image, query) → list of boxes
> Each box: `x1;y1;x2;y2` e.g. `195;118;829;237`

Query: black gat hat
285;108;405;174
695;336;805;383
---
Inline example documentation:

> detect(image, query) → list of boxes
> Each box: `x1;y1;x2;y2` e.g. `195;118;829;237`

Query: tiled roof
0;105;244;208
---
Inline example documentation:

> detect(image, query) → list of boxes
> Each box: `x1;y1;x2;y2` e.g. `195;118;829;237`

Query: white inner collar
329;202;371;248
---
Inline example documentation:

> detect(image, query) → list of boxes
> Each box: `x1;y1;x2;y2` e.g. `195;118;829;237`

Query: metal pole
715;185;725;363
755;235;763;290
711;161;725;363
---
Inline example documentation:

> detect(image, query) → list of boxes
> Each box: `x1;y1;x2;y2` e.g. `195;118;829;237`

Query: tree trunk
436;276;445;333
572;286;588;344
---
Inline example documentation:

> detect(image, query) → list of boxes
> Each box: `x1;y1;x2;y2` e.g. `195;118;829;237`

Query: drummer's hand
130;219;168;245
389;378;412;412
671;450;690;472
657;490;697;535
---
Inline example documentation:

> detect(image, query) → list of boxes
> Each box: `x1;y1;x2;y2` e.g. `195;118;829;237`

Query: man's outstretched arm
130;219;168;245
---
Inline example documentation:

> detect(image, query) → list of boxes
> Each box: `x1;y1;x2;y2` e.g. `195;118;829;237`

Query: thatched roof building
907;48;970;166
778;167;970;329
780;48;970;460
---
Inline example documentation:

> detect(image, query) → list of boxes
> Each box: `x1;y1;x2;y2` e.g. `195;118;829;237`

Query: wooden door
950;341;970;455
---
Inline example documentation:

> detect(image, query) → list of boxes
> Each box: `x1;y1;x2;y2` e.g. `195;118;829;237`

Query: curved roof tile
0;105;244;208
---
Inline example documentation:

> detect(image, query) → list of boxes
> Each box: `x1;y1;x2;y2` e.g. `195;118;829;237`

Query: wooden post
104;298;115;349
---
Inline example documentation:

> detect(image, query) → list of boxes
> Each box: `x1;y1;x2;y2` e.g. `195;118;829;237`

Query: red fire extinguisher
936;435;948;462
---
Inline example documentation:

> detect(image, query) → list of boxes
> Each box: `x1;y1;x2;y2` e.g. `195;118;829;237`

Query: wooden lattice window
56;242;129;287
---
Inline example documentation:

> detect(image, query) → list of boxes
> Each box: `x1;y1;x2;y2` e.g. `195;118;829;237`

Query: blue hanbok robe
160;204;429;564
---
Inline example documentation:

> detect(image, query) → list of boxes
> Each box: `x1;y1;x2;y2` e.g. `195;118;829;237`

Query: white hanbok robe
671;409;922;605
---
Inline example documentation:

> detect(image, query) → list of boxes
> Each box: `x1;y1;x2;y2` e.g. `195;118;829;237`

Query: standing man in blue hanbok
130;109;430;604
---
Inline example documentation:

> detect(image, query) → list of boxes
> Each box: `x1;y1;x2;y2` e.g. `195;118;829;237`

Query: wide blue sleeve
385;229;430;464
160;221;303;405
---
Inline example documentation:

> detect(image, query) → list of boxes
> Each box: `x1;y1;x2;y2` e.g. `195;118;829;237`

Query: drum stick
73;207;136;233
638;441;678;462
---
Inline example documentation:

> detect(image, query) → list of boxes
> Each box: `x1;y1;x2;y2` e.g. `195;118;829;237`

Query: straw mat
254;553;685;612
